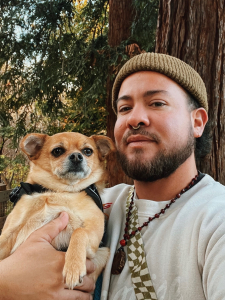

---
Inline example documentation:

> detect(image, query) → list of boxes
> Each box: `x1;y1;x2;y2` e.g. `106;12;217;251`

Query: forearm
0;261;9;300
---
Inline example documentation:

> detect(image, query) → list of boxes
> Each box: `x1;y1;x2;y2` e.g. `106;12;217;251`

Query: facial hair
116;127;195;182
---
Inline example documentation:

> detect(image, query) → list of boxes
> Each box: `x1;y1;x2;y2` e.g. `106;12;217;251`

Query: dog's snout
69;153;83;162
67;152;85;175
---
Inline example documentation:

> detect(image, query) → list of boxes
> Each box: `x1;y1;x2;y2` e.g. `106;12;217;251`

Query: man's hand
0;212;95;300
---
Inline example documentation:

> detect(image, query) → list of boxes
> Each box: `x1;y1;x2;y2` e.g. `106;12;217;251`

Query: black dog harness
9;182;103;211
9;182;106;246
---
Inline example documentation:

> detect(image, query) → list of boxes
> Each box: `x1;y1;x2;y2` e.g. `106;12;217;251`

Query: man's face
114;71;196;181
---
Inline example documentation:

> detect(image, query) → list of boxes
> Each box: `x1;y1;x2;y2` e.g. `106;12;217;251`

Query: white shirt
100;174;225;300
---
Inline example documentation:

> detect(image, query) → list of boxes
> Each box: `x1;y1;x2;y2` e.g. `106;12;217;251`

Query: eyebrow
52;142;64;148
116;95;131;104
116;90;170;104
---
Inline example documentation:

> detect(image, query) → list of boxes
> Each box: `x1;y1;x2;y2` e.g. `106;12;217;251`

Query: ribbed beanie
112;53;208;113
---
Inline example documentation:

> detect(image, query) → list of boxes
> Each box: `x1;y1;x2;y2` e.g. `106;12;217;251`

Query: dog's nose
69;153;83;162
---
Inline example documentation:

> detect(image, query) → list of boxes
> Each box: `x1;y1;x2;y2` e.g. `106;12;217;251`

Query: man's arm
202;218;225;299
0;212;94;300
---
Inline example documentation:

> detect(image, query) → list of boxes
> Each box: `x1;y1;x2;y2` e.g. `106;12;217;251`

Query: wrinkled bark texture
106;0;135;187
156;0;225;183
108;0;134;48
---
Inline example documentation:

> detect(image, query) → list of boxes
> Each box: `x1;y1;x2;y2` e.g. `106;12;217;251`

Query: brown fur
0;132;115;289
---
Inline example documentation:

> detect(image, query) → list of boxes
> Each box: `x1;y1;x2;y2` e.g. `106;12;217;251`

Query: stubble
116;127;195;182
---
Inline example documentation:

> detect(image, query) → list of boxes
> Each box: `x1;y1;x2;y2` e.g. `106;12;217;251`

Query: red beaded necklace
111;173;199;275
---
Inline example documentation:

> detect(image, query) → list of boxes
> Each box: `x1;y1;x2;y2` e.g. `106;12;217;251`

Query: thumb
28;212;69;244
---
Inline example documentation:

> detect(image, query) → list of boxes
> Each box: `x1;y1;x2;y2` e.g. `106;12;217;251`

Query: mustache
122;129;161;144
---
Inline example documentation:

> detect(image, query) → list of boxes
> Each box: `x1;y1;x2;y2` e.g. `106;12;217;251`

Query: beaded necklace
111;173;199;275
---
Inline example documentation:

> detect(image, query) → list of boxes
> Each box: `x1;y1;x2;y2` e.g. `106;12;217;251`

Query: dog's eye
51;147;65;157
82;148;93;156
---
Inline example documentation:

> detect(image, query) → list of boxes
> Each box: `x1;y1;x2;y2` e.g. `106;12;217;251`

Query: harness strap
85;184;103;211
9;182;47;207
10;182;103;212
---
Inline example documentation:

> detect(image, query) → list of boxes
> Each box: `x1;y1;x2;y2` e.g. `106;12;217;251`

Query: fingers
64;260;95;293
28;212;69;243
64;275;95;294
75;276;95;294
86;259;95;275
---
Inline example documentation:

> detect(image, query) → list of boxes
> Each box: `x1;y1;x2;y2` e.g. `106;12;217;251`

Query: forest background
0;0;224;189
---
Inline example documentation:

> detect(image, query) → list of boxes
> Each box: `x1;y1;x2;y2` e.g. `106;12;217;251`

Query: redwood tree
106;0;159;186
155;0;225;184
106;0;136;187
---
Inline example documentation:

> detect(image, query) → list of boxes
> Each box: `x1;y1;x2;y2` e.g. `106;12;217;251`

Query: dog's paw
63;260;87;289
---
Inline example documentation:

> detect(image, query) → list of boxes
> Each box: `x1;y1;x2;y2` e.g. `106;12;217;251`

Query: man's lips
126;135;155;144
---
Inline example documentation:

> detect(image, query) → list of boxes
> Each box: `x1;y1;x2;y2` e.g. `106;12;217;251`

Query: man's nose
126;104;150;129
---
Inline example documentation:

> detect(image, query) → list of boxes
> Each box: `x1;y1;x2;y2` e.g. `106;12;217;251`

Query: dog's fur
0;132;115;289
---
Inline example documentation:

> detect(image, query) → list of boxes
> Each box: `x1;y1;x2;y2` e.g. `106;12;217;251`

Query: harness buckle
9;186;22;204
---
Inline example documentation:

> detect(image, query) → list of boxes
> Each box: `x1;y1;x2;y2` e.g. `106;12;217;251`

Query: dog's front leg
63;226;101;289
0;213;22;260
0;234;13;260
63;227;90;289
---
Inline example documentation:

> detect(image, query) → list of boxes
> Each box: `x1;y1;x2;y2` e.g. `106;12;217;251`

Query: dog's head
20;132;115;192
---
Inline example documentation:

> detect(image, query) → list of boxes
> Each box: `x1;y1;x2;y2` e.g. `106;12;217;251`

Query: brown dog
0;132;115;289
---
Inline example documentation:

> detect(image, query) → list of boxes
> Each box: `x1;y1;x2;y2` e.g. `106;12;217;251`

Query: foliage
1;1;109;139
0;0;159;186
132;0;159;51
0;153;29;189
0;155;8;171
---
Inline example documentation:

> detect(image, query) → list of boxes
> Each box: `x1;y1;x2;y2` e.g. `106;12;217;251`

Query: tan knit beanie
112;52;208;113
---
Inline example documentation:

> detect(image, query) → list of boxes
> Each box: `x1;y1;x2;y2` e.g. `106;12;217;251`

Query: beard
116;127;195;182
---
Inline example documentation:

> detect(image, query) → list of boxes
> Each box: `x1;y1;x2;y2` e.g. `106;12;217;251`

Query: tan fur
0;132;115;289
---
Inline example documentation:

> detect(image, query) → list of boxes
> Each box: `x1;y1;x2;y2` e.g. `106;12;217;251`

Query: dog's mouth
67;165;85;173
54;159;91;181
56;168;91;181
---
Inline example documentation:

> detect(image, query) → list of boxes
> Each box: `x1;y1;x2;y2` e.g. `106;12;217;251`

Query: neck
134;154;198;201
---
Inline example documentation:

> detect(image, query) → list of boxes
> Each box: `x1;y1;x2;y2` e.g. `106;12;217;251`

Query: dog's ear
91;135;116;161
20;133;48;160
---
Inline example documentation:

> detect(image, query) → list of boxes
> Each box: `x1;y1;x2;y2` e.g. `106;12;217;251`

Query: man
0;53;224;300
100;53;225;300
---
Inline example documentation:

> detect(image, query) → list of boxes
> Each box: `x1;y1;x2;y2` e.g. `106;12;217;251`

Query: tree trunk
155;0;225;184
106;0;135;187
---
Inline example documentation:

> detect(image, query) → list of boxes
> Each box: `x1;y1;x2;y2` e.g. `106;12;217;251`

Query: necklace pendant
111;247;126;275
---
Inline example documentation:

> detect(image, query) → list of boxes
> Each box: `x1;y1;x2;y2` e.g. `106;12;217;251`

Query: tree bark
155;0;225;184
106;0;136;187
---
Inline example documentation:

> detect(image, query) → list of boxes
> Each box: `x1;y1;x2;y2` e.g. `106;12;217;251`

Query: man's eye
51;147;65;157
82;148;93;156
151;102;165;107
118;106;131;113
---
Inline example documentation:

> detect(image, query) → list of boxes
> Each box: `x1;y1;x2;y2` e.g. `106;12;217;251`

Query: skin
0;212;95;300
115;71;208;201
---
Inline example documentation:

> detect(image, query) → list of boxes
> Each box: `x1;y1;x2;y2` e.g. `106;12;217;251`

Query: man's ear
191;108;208;138
91;135;116;161
20;133;48;160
